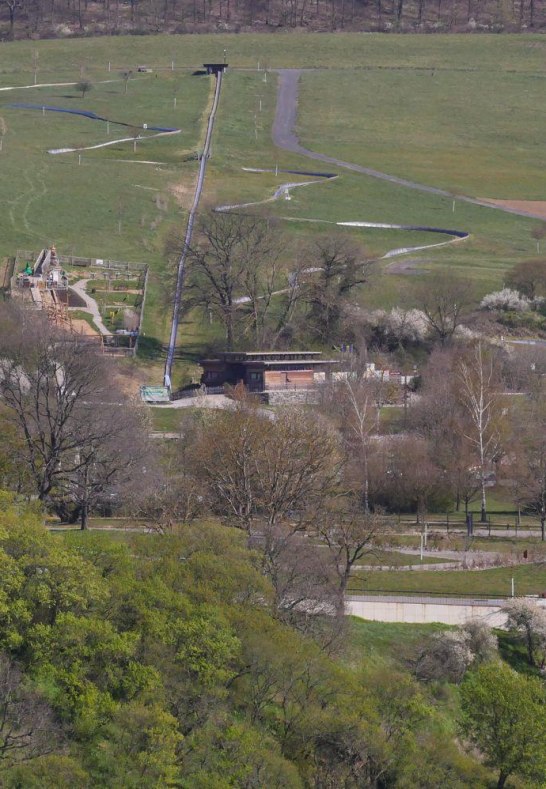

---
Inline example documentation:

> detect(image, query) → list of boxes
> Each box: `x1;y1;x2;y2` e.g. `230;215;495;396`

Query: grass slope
1;34;545;369
348;561;546;597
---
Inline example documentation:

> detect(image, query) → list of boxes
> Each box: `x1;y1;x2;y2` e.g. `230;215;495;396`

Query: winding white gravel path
0;78;122;92
48;129;180;155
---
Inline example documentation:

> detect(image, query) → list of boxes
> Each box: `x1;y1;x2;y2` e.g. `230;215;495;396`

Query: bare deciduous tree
304;235;375;344
377;436;449;524
315;500;392;603
412;348;481;513
0;654;61;766
417;272;470;345
59;401;151;530
250;525;345;649
194;394;341;535
508;393;546;541
321;373;381;513
131;432;206;533
507;258;546;299
187;212;282;350
0;305;148;528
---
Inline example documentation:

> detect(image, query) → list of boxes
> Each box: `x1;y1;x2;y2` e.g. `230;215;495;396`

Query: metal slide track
163;71;224;387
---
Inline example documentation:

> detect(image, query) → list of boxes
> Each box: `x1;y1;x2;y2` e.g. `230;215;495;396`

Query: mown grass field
150;406;185;432
298;68;546;200
353;550;454;566
1;34;545;377
347;561;546;597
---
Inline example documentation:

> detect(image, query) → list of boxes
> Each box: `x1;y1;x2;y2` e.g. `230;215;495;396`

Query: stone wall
266;389;320;405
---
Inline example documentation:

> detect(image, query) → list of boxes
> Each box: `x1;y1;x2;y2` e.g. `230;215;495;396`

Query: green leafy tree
3;755;89;788
90;702;182;787
29;613;158;729
460;661;546;789
0;496;106;650
180;715;302;788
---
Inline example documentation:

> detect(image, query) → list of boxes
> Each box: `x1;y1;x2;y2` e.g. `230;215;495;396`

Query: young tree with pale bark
456;342;505;522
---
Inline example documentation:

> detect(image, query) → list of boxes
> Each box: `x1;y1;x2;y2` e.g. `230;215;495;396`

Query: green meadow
347;562;546;597
0;33;545;370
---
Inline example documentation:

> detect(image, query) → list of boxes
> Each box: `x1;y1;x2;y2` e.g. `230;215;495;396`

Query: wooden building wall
264;369;314;388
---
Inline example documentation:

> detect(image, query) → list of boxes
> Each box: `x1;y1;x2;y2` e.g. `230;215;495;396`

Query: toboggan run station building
199;351;339;403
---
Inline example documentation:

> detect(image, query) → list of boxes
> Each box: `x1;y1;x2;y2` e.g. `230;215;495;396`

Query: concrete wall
346;596;510;627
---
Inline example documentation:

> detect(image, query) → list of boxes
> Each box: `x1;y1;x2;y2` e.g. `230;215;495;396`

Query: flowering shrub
480;289;530;312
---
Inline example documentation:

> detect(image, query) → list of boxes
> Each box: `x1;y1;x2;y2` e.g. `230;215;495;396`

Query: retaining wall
266;389;320;405
345;595;546;627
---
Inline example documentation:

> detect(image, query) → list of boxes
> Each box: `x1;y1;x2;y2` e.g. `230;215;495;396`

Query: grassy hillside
1;34;545;369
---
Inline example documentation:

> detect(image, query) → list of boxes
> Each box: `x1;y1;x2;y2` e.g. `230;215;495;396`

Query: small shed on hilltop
203;63;228;75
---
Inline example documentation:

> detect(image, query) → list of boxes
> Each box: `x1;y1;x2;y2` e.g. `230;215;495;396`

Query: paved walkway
150;394;275;420
150;394;234;409
70;279;112;336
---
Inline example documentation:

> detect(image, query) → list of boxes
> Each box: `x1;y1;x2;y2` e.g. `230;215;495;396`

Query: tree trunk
363;452;369;514
480;478;487;522
80;501;89;530
497;771;509;789
8;4;15;39
226;313;234;351
541;515;545;542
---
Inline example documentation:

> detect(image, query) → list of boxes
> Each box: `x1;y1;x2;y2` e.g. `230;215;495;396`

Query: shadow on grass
137;336;163;360
496;631;542;678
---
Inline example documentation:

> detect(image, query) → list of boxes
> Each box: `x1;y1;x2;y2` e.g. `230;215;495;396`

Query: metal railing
246;381;317;393
16;250;147;272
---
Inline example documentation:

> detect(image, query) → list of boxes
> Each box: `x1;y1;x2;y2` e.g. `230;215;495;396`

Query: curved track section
218;167;470;259
9;102;179;133
163;72;223;388
216;176;329;212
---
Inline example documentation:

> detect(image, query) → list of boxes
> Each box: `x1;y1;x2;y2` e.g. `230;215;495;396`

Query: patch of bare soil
71;319;98;336
169;183;195;210
479;199;546;220
386;257;431;275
